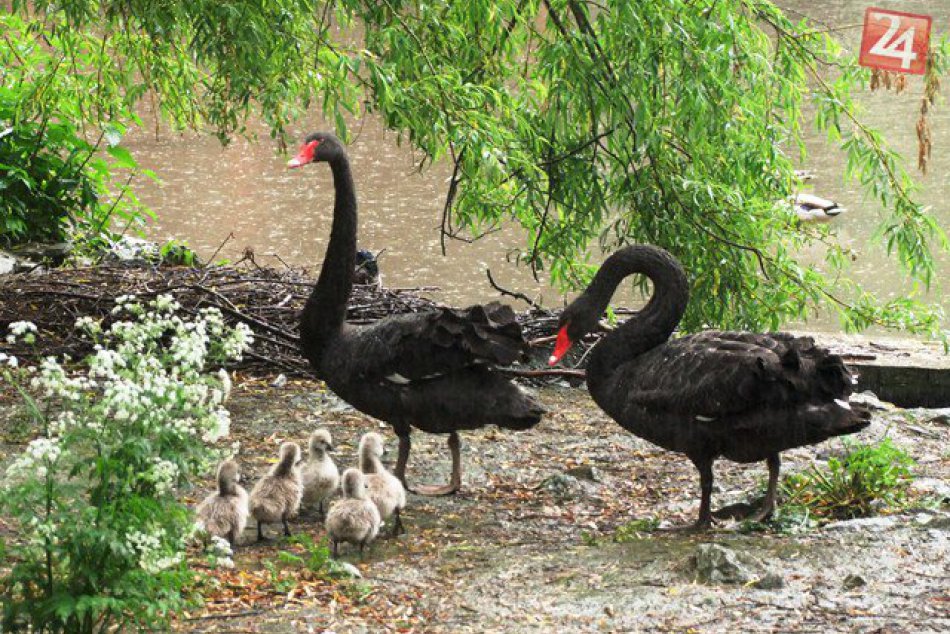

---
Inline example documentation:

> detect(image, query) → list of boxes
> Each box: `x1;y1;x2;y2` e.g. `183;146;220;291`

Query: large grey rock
10;241;71;264
753;572;786;590
823;516;899;532
693;543;754;585
910;478;950;503
0;252;15;275
849;391;894;411
540;473;585;500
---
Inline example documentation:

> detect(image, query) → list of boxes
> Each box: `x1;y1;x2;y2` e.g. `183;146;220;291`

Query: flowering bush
0;295;253;632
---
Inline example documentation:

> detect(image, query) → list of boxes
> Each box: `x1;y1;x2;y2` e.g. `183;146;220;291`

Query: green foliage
781;438;915;520
613;517;660;542
0;12;152;248
0;297;253;633
4;1;949;335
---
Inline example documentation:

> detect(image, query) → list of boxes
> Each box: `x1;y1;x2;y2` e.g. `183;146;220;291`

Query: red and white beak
287;139;320;168
549;325;573;365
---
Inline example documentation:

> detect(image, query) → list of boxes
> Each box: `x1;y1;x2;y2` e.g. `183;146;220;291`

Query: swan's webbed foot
404;431;462;496
409;482;459;496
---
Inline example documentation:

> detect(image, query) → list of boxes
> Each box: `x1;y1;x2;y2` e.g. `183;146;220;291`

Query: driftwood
0;263;591;378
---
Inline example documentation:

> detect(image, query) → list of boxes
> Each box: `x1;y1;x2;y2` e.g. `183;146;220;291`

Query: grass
780;438;915;521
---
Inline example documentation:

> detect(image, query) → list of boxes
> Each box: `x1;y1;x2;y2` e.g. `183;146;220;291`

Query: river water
129;1;949;332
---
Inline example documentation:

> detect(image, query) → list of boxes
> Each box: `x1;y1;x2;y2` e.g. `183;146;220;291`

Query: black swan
548;245;870;528
288;132;544;495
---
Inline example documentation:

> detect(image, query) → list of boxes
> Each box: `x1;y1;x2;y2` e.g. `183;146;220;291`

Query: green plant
781;438;916;520
0;13;153;249
614;517;660;542
0;295;253;632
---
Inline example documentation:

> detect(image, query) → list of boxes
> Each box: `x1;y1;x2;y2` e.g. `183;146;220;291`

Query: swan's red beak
287;140;320;168
549;325;573;365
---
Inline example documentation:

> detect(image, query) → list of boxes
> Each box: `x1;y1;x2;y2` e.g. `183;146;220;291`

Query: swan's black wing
335;301;528;381
623;331;855;418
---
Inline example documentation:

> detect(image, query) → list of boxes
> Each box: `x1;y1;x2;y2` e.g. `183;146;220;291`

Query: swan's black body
292;132;543;494
555;246;870;527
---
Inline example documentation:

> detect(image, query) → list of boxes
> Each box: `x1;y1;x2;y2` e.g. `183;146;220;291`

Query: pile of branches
0;263;578;376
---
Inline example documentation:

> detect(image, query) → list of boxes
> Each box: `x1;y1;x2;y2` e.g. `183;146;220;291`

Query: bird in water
792;193;844;223
288;132;544;495
549;244;870;529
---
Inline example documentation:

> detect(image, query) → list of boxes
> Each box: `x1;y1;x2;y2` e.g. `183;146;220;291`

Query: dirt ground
2;377;948;633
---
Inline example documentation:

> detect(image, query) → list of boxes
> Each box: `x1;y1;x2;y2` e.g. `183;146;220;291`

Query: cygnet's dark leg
412;431;462;496
395;432;412;490
358;540;366;560
227;528;238;547
317;500;325;519
282;515;292;537
747;454;781;523
256;521;265;542
331;539;339;559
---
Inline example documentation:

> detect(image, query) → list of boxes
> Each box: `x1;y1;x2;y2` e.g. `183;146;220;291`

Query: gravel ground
2;377;948;633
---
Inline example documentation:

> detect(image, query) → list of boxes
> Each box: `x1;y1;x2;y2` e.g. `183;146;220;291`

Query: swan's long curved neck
584;247;689;402
301;155;357;370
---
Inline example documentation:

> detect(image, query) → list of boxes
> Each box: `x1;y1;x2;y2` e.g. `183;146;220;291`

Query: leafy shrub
781;438;915;520
0;13;151;249
0;295;253;632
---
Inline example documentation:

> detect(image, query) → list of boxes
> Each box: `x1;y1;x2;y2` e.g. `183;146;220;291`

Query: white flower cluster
74;316;102;335
125;527;181;573
6;437;62;480
6;320;37;344
221;322;254;360
141;457;180;495
0;351;18;368
30;357;92;401
206;535;235;569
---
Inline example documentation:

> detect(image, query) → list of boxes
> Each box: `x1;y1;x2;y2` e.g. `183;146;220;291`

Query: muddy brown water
128;0;950;332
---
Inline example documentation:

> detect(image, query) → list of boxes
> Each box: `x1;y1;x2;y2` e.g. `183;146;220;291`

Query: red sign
859;8;931;75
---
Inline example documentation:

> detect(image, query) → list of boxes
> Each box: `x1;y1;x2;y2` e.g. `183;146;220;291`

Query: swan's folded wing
624;331;853;418
342;302;528;381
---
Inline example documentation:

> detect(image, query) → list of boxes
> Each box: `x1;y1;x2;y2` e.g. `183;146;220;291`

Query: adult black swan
548;245;870;528
288;132;544;495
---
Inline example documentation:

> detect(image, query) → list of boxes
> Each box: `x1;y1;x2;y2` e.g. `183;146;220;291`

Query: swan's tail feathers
814;352;855;398
442;302;528;365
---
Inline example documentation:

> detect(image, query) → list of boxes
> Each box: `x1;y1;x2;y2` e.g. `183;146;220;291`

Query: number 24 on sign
859;8;931;75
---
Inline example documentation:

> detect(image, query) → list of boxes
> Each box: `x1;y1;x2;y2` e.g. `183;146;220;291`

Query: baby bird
326;468;381;558
359;432;407;536
195;459;249;546
249;442;303;541
301;429;339;517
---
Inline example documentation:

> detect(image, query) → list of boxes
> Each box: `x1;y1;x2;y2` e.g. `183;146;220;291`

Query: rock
693;543;754;585
110;236;158;261
842;573;867;590
565;465;601;482
753;572;786;590
539;473;585;500
909;478;950;502
10;241;72;265
329;561;362;579
849;391;894;411
907;407;950;425
823;516;899;532
270;373;288;388
0;252;15;275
